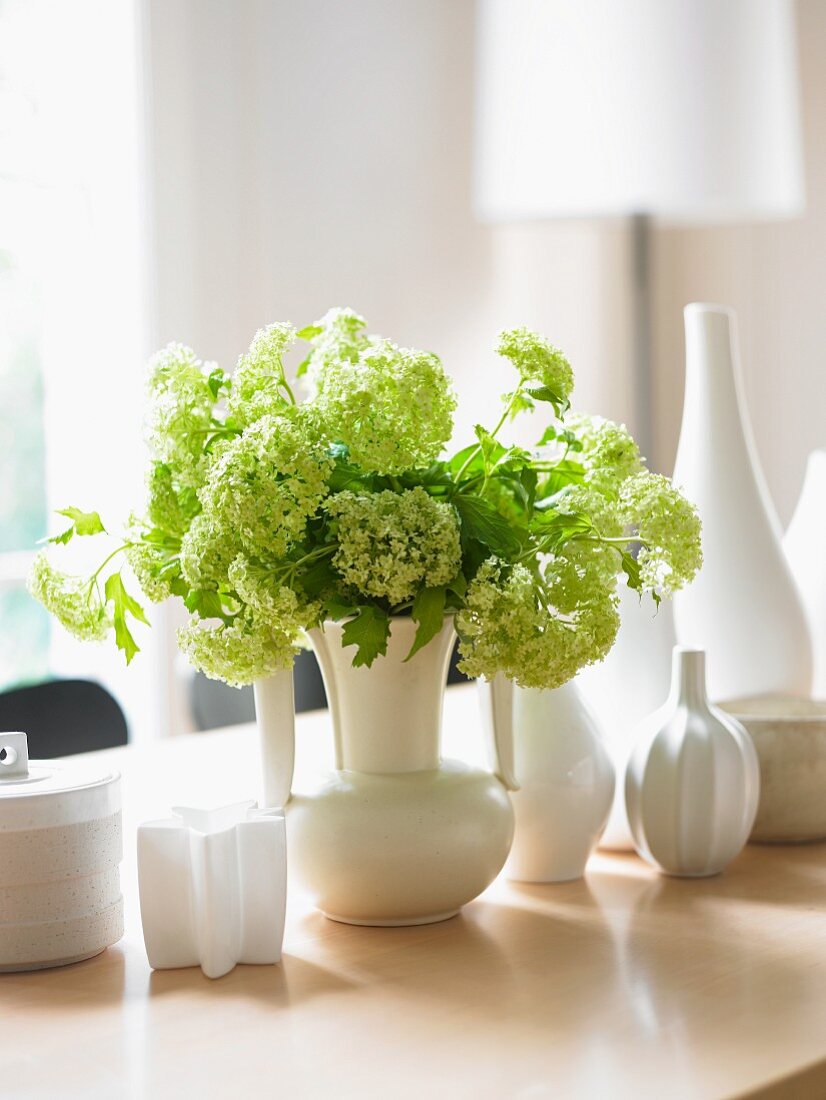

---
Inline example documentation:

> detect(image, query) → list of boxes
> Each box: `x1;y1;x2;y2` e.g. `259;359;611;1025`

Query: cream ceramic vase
255;618;515;926
577;584;675;851
672;303;812;700
626;647;760;878
479;676;614;882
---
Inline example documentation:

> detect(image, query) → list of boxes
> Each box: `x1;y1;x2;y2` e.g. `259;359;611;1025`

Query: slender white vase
255;618;515;926
672;303;812;700
577;584;675;850
626;647;760;877
478;676;614;882
784;450;826;698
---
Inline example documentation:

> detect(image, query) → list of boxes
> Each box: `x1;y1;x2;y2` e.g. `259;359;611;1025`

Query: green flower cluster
308;311;456;472
327;487;461;608
228;322;297;426
456;559;620;690
620;472;704;594
498;328;574;408
145;343;217;489
177;610;298;689
30;310;702;689
196;412;334;566
304;307;369;392
565;414;643;491
28;553;110;642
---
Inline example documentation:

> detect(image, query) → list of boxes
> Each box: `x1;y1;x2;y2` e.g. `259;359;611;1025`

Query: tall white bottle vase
672;303;812;701
578;585;675;850
504;681;615;883
784;451;826;698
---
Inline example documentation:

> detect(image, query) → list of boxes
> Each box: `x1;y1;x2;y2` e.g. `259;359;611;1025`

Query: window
0;0;160;740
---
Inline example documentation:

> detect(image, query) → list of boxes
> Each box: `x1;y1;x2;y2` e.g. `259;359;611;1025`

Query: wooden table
2;684;825;1100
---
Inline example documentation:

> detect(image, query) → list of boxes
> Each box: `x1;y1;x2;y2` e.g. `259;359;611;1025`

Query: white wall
654;0;826;523
145;0;633;451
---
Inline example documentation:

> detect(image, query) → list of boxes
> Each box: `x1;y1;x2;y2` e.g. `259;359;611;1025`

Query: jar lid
0;732;120;830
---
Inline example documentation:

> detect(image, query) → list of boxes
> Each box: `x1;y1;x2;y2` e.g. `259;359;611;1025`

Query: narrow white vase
479;676;614;882
672;303;812;700
784;450;826;698
626;647;760;877
577;584;675;850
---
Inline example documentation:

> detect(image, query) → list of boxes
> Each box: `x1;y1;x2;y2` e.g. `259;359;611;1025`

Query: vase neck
669;646;709;711
309;617;456;774
681;303;745;445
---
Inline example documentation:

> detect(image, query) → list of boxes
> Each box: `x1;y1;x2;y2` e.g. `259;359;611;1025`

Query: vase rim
316;612;456;628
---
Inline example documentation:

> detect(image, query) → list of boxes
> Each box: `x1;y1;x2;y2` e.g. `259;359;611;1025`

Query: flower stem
452;386;525;489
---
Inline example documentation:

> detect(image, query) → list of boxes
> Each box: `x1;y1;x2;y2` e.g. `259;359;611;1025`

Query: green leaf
474;425;507;466
328;461;374;493
526;385;570;416
341;605;391;668
448;443;486;480
530;509;594;553
446;571;467;600
47;527;74;546
104;573;149;665
300;556;337;598
58;507;106;536
323;595;358;621
620;549;660;606
46;506;105;545
184;589;230;622
454;494;523;557
406;586;447;662
296;324;322;341
507;390;535;419
295;356;311;378
207;367;228;400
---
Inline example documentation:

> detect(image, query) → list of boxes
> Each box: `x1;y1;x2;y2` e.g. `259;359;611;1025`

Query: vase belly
287;759;513;926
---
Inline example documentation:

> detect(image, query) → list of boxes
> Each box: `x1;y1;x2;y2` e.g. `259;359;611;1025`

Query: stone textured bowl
720;696;826;843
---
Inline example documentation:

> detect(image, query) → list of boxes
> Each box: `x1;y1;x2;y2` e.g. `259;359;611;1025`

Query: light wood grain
1;684;824;1100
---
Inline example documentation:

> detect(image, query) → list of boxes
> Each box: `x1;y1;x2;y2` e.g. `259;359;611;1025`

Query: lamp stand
630;213;653;466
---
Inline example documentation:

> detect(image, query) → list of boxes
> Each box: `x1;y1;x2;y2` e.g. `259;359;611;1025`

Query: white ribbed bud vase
626;647;760;878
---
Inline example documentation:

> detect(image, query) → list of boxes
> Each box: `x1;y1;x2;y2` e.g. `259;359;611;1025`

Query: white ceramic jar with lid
0;731;123;971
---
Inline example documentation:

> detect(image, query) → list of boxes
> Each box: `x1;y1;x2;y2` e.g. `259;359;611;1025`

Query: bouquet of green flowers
29;309;701;689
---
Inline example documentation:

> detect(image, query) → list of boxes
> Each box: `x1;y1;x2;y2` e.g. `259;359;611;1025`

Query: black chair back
0;679;128;757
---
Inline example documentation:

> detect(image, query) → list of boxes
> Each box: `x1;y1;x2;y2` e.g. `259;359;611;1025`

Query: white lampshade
475;0;804;223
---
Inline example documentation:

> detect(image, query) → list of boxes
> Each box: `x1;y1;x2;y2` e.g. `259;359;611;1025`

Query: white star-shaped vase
138;800;286;979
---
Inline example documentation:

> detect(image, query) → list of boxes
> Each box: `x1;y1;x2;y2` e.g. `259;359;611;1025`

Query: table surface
2;683;826;1100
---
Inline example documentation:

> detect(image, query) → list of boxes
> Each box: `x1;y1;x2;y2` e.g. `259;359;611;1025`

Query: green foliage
104;573;149;665
47;507;105;545
407;585;447;662
341;605;391;667
29;311;702;687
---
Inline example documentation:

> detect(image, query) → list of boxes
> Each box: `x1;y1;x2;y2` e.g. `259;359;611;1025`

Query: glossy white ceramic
255;617;515;926
626;647;760;877
138;801;286;979
672;303;812;700
578;584;675;850
482;677;614;882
